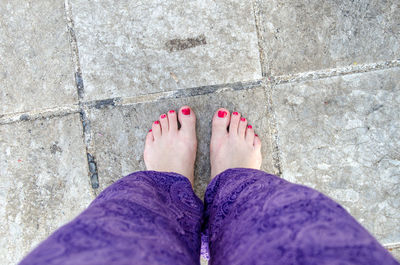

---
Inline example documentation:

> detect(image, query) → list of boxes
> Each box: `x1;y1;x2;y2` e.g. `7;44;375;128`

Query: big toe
178;106;196;136
212;108;230;138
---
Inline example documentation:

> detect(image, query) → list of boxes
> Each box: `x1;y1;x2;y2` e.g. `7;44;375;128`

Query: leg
20;106;202;265
205;108;399;265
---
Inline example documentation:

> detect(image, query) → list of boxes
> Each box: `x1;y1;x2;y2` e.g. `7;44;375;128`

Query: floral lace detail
19;171;203;265
203;168;399;265
19;169;399;265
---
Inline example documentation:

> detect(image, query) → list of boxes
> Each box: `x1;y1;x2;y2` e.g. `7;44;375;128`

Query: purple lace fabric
19;168;399;265
19;171;203;265
203;168;399;265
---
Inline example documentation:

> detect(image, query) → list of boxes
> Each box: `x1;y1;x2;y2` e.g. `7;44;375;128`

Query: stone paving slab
0;114;94;265
87;87;276;199
272;68;400;244
388;246;400;261
0;1;77;116
71;0;262;101
257;0;400;76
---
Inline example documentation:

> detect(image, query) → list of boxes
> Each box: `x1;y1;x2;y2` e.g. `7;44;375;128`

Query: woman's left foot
144;106;197;186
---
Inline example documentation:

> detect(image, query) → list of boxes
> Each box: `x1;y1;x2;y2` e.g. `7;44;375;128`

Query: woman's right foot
210;108;262;179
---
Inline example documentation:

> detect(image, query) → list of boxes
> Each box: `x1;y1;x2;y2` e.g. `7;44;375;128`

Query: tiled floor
0;0;399;264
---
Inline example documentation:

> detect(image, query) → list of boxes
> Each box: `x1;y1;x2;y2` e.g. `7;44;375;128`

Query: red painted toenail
218;110;227;118
154;120;160;124
149;129;152;132
255;134;258;137
169;110;175;113
241;117;246;121
247;125;252;129
182;108;191;115
161;114;167;119
232;112;239;115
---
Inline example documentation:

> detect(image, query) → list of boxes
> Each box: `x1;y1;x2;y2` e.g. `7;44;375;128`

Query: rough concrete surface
0;114;94;264
273;68;400;244
1;0;399;264
70;0;262;101
87;87;276;199
257;0;400;76
0;1;77;116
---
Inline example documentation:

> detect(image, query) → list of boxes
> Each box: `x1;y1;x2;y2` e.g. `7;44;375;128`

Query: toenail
218;110;227;118
255;134;258;137
154;120;160;124
247;125;252;129
149;129;152;132
161;114;167;119
232;112;239;115
241;117;246;121
169;110;175;114
182;108;191;115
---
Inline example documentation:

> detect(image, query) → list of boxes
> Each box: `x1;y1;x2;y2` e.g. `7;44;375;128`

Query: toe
167;109;178;133
254;133;262;151
238;116;248;138
159;113;168;133
152;120;161;139
246;125;255;144
178;106;196;135
145;129;154;145
229;111;241;136
212;108;230;138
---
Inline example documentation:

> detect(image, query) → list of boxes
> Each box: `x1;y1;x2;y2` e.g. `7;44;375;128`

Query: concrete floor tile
87;87;275;199
0;1;77;115
257;0;400;75
272;68;400;244
71;0;262;101
0;114;94;265
387;245;400;262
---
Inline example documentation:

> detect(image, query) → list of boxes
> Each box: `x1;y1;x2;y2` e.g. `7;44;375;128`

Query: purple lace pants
19;168;398;265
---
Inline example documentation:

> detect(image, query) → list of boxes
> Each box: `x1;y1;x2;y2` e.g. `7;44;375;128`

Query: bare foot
144;106;197;186
210;108;262;179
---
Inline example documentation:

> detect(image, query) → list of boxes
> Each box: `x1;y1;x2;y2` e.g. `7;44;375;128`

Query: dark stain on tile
20;114;30;121
94;98;116;109
50;142;62;154
165;34;207;52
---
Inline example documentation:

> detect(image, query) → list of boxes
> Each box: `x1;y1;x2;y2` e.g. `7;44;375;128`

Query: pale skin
144;106;262;186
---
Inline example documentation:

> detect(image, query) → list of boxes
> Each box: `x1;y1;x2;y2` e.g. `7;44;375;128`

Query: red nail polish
169;110;175;114
255;134;258;137
218;110;227;118
247;125;252;129
149;129;152;132
241;117;246;121
161;114;167;119
154;120;160;124
182;108;190;115
232;112;239;115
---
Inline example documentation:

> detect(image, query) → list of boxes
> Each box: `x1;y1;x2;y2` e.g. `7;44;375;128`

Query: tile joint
65;0;99;190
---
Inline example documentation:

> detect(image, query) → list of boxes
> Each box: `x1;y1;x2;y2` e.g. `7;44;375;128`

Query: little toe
159;113;168;134
238;116;248;138
246;125;255;144
212;108;230;138
145;129;154;145
167;109;178;133
229;111;241;136
152;120;161;139
178;106;196;135
254;134;262;151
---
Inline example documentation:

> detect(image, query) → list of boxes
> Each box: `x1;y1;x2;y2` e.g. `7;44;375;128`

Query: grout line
263;82;283;176
385;242;400;248
65;0;99;191
2;59;399;125
0;105;80;125
252;0;267;78
269;59;400;85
